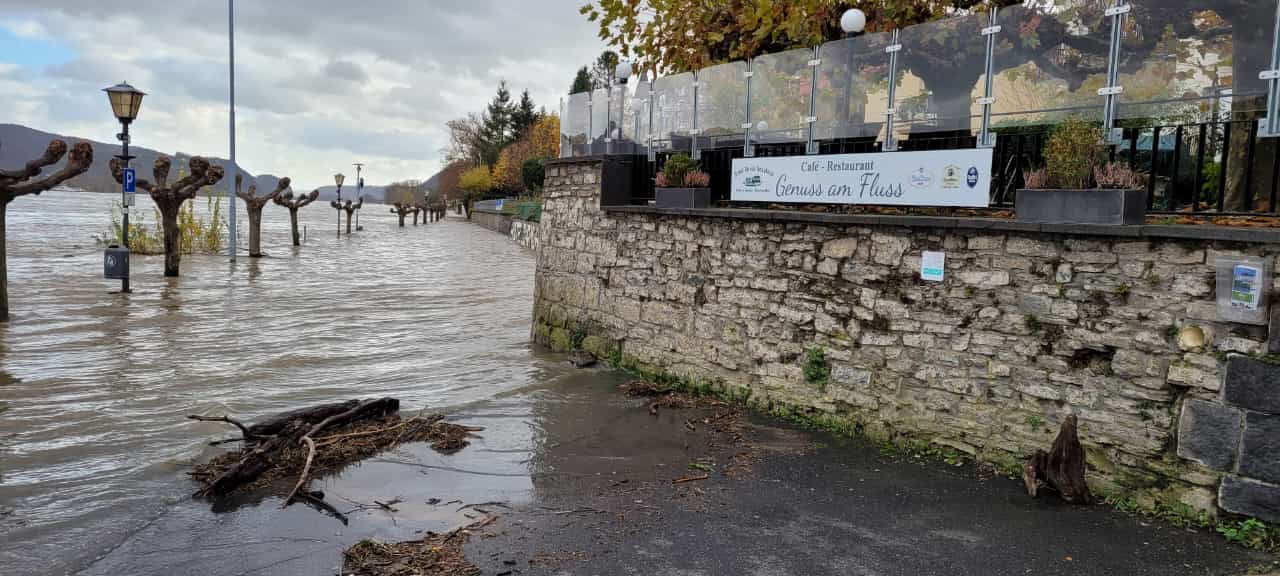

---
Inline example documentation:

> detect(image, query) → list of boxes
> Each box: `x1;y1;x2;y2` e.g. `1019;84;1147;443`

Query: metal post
691;70;701;161
884;30;902;152
119;123;131;294
744;61;755;158
605;83;613;155
977;9;1000;148
1260;0;1280;138
587;93;594;156
647;84;657;162
227;0;237;261
1100;0;1129;145
806;46;821;155
353;163;364;234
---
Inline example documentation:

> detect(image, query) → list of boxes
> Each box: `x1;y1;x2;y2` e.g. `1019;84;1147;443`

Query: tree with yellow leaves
493;115;560;194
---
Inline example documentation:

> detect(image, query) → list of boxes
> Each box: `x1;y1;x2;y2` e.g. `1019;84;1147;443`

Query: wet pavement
83;367;1271;576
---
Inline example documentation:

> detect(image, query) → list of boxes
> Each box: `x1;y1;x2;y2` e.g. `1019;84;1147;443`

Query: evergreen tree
569;67;593;94
511;90;539;141
479;81;515;167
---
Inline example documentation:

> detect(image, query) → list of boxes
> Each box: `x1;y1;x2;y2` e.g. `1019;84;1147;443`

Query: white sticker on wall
921;251;945;282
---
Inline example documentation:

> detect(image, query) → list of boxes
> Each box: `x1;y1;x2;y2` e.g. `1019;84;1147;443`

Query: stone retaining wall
472;209;540;253
534;158;1280;519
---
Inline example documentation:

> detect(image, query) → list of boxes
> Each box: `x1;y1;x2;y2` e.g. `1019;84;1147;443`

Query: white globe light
841;8;866;34
616;60;633;81
755;120;769;132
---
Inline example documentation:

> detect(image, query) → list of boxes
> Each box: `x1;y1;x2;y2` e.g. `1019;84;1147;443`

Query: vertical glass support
806;46;821;155
604;85;613;155
647;82;656;162
1261;0;1280;138
587;93;595;155
884;30;902;152
692;70;701;161
977;9;999;149
1101;0;1129;145
744;61;755;158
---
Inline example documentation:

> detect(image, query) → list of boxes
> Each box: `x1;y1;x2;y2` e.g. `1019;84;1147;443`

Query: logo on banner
743;175;762;187
966;166;980;189
942;165;961;189
909;168;934;189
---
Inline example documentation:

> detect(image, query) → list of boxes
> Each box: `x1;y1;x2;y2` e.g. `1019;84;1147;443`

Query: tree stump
1023;415;1092;504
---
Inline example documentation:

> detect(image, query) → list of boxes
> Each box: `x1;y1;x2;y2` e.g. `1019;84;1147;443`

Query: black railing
605;119;1278;216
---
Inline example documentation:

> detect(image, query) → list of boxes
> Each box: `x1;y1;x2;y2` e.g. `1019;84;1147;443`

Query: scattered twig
282;436;317;507
297;491;348;525
457;501;512;512
208;437;246;446
672;473;709;484
374;498;402;512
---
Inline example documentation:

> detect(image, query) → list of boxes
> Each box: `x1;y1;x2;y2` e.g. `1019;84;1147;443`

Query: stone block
1241;412;1280;484
821;238;859;259
1220;476;1280;524
831;364;872;388
1223;356;1280;414
1176;399;1241;472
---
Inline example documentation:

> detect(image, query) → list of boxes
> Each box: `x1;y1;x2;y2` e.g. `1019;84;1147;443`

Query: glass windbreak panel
749;47;813;145
696;61;748;149
815;32;892;141
652;72;695;152
622;79;651;152
898;13;988;142
1118;0;1269;121
590;88;610;154
989;3;1109;130
561;92;590;158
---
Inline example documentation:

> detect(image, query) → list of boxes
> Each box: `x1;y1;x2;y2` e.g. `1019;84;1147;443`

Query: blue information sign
123;168;136;193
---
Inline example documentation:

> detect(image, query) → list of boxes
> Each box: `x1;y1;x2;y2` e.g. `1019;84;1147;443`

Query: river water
0;190;568;574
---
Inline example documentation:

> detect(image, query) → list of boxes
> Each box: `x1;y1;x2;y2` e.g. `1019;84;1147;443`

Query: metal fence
561;0;1280;214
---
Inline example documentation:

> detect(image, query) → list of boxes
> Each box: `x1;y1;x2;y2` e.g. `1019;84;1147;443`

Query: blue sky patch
0;22;75;70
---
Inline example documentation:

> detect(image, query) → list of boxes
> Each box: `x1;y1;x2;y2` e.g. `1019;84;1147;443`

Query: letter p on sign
123;168;136;193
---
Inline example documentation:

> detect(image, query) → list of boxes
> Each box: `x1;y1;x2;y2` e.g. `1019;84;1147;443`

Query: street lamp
615;61;633;146
334;173;345;237
840;8;867;36
103;81;146;294
353;163;365;232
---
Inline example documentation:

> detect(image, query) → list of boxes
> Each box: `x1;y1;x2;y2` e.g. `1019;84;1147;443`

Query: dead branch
1023;415;1092;504
187;414;255;440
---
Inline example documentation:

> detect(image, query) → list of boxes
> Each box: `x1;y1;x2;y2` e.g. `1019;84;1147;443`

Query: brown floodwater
0;190;568;574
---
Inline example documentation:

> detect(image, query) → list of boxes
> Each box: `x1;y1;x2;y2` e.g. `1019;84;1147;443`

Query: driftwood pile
188;398;480;516
342;515;496;576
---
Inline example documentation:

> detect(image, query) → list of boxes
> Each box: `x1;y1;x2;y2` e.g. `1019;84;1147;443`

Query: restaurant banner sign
731;149;993;207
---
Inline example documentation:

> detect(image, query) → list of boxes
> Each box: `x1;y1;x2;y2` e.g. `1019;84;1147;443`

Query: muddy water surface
0;190;563;574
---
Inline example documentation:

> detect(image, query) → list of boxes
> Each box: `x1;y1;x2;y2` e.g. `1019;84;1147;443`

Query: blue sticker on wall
966;166;980;189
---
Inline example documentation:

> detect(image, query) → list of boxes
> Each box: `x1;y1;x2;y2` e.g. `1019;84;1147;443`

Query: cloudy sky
0;1;603;189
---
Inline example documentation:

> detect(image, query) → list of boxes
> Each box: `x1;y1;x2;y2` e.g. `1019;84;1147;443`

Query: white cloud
2;18;45;38
0;1;605;188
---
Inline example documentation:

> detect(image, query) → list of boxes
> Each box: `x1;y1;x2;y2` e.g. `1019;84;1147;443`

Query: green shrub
522;157;546;193
803;347;831;391
1044;117;1104;189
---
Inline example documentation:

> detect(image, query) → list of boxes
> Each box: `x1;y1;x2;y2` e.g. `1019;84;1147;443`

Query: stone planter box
1016;188;1146;226
655;187;711;209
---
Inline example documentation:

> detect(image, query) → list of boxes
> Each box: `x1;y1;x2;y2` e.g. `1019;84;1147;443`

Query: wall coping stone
603;205;1280;245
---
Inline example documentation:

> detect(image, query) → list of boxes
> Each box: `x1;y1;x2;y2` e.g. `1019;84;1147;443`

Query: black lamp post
103;81;146;294
333;172;345;237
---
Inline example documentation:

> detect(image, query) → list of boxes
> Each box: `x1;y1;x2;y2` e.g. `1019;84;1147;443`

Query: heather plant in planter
1017;117;1147;225
654;153;712;209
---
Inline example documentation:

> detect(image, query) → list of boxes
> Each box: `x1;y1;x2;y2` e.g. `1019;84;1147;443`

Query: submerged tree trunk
160;205;182;277
398;212;406;227
248;208;264;257
345;210;354;234
289;210;301;246
413;210;420;226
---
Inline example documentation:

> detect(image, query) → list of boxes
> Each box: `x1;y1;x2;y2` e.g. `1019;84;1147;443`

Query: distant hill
0;123;261;194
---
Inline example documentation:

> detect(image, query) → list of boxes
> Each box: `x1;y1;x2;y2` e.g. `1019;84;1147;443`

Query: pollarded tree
329;197;364;234
110;155;226;277
272;187;320;246
0;139;93;321
235;175;291;258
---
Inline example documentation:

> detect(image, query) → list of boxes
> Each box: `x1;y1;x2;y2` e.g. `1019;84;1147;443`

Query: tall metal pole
1261;0;1280;138
353;163;363;234
227;0;237;261
119;124;131;293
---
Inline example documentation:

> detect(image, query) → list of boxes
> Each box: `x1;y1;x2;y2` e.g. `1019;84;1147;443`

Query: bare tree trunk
413;210;420;226
398;213;406;227
345;211;353;235
289;209;301;246
248;207;264;258
160;205;182;277
1;202;8;322
1023;415;1092;504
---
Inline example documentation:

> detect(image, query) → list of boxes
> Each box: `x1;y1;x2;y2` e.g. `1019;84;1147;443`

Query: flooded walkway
0;191;548;574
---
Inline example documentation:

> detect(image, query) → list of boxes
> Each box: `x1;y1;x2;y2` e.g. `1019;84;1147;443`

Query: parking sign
123;168;136;193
